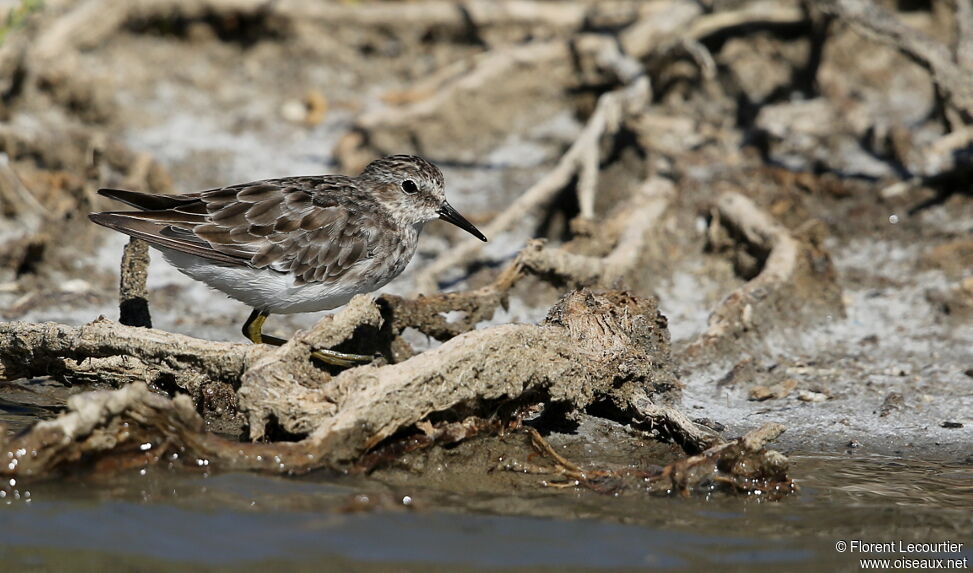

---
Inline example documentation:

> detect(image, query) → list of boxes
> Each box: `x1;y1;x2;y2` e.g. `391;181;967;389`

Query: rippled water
0;452;970;572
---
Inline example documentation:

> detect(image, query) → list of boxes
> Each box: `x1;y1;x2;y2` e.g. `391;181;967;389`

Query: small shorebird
90;155;487;366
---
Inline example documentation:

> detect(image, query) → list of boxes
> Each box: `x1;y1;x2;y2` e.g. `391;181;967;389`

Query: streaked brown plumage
90;155;486;365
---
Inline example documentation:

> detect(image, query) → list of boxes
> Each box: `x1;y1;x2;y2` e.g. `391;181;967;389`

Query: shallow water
1;453;970;572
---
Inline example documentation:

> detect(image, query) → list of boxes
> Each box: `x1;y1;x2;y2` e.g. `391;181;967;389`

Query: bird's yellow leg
241;309;373;367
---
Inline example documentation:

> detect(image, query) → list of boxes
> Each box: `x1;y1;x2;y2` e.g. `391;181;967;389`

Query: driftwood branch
238;290;680;446
0;382;340;477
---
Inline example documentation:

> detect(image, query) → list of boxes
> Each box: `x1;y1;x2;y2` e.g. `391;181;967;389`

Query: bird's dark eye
401;179;418;194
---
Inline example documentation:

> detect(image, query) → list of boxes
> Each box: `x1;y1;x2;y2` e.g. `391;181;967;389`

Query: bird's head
360;155;487;242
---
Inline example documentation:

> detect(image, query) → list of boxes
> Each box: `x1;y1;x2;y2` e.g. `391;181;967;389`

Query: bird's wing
91;177;375;285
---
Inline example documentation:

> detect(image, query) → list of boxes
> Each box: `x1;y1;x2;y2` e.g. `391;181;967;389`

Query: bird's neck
382;205;424;237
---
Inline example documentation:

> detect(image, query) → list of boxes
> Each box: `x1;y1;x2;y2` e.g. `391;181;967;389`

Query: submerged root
504;424;793;498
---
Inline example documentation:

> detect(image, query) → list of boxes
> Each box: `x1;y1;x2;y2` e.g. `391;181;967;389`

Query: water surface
1;453;970;572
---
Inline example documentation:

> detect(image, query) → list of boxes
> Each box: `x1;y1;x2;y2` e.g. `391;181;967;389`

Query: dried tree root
0;317;260;391
686;2;805;43
684;191;844;361
0;382;339;478
239;290;679;447
624;386;722;454
0;290;731;481
377;259;523;345
620;0;804;60
619;1;703;58
236;295;386;438
0;287;421;393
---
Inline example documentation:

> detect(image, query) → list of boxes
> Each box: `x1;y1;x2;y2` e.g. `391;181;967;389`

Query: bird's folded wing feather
94;178;374;285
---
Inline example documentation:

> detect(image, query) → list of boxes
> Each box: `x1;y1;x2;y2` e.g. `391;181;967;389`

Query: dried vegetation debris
2;0;972;488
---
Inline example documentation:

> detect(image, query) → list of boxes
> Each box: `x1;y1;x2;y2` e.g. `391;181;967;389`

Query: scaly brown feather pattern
94;176;386;286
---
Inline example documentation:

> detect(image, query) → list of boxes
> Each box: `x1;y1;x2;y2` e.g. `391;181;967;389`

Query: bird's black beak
438;201;487;242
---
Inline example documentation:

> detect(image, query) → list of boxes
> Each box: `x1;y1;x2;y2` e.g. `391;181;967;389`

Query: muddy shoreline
0;0;971;509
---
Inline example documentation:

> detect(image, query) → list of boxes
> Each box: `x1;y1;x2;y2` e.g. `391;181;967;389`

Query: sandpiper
90;155;487;366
